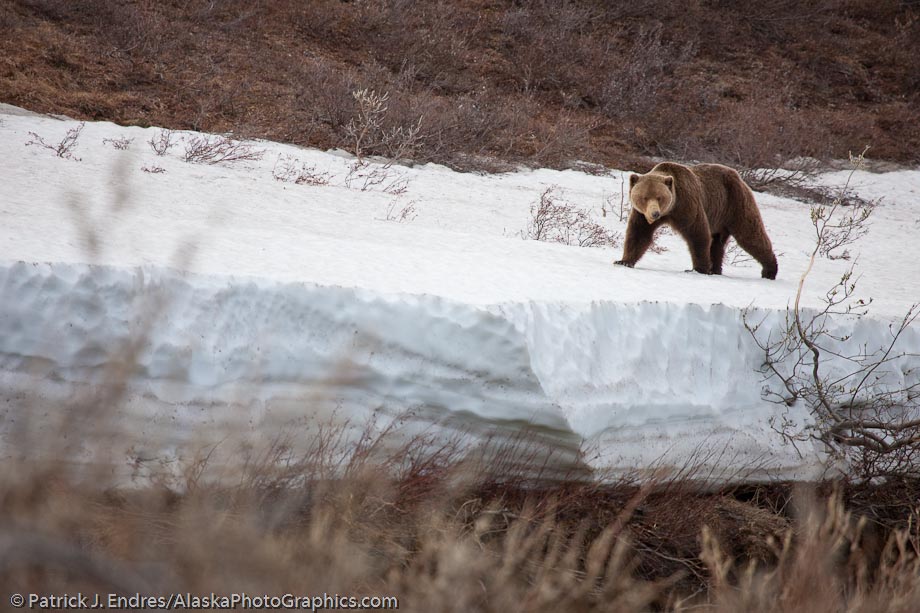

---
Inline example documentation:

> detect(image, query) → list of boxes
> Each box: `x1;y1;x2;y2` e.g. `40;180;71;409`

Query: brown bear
614;162;778;279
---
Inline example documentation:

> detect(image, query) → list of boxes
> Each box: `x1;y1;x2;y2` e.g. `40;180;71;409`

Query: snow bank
2;108;919;483
5;259;916;481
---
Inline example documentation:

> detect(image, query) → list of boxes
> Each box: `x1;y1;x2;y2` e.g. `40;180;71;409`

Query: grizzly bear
614;162;778;279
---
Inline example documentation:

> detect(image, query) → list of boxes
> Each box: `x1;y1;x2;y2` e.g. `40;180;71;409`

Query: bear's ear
663;176;674;189
629;174;639;187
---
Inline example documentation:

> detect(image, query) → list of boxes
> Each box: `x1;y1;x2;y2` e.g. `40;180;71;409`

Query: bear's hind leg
709;233;729;275
732;227;778;280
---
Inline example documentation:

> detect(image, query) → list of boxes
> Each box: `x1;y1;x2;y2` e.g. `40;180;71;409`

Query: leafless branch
522;186;620;249
272;154;331;185
183;134;264;166
147;128;177;156
102;135;134;150
744;147;920;477
26;122;84;160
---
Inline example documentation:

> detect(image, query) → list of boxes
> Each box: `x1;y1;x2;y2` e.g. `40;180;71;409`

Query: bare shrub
501;0;601;93
599;26;696;121
182;134;264;165
371;1;474;93
26;122;84;160
147;129;176;156
422;92;592;170
378;116;424;164
343;88;426;164
740;160;822;191
813;187;875;262
522;186;620;249
382;176;409;196
20;0;170;57
293;59;360;132
384;199;418;223
110;2;170;58
744;150;919;479
342;161;409;194
102;135;133;150
271;154;331;186
697;99;828;190
412;93;508;168
344;88;388;162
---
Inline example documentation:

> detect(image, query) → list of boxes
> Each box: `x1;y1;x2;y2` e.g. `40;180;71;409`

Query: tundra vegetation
1;0;917;177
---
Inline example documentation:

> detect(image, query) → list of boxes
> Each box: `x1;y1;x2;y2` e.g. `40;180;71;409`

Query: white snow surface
2;107;919;483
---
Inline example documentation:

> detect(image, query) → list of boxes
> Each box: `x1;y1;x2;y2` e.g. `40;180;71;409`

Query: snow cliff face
2;107;919;483
6;260;918;481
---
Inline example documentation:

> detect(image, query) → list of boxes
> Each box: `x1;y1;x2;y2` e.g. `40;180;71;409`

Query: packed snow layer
1;107;919;482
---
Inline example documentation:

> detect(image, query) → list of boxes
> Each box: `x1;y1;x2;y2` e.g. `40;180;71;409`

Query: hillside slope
1;0;919;172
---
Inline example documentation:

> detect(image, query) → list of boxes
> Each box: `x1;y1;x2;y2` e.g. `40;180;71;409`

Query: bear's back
690;164;758;230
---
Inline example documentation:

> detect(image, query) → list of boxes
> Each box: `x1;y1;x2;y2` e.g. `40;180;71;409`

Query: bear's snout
644;200;662;224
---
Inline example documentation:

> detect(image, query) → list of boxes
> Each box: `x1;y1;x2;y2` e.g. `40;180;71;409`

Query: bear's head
629;173;675;224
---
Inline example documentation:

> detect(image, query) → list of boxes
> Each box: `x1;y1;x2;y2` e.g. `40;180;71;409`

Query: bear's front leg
674;220;712;275
615;210;657;268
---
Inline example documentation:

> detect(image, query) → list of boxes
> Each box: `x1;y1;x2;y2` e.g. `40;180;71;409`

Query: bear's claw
614;260;635;268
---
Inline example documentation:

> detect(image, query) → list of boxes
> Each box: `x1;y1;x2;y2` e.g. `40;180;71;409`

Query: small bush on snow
183;134;264;166
344;88;425;164
384;199;418;223
271;154;331;186
522;186;620;249
148;129;176;156
26;122;84;160
103;135;134;150
343;160;409;194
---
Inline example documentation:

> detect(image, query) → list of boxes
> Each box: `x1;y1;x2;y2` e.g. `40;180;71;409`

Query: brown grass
3;417;920;611
1;0;918;174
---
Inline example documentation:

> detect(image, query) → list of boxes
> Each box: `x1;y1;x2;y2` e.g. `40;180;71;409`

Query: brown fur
615;162;778;279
